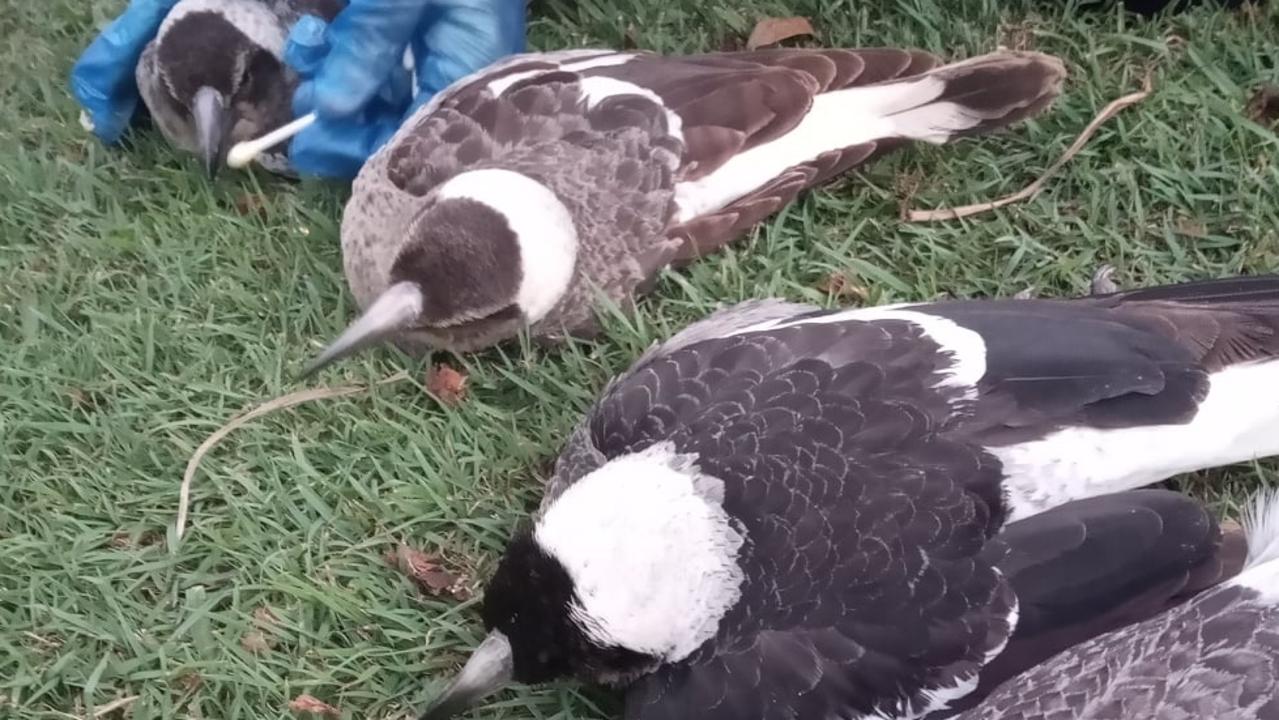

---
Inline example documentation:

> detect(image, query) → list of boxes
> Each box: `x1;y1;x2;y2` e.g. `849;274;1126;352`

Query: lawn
2;0;1278;718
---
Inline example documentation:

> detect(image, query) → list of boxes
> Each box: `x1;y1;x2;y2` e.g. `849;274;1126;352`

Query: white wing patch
1230;489;1279;601
576;76;685;143
162;0;287;57
534;443;745;663
434;169;579;324
729;304;988;396
995;359;1279;521
671;76;954;222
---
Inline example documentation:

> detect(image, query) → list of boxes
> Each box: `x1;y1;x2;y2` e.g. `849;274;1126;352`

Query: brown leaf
717;33;744;52
746;16;814;50
815;273;869;304
997;20;1036;52
425;364;469;406
1246;84;1279;126
1174;216;1208;238
253;605;281;628
289;694;340;718
385;544;472;601
241;630;274;653
234;193;269;219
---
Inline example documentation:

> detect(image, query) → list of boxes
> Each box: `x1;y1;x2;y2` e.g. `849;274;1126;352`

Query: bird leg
1010;264;1121;300
1089;264;1121;295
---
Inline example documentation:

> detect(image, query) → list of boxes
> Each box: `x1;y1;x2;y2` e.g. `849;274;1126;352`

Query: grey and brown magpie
414;273;1279;720
135;0;344;177
956;489;1279;720
303;47;1067;371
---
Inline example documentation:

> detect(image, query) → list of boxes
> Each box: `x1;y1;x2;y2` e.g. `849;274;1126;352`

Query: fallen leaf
426;364;469;406
289;694;340;718
234;193;269;219
997;20;1036;52
1246;84;1279;126
176;672;203;693
815;273;869;303
253;605;280;628
746;16;814;50
385;544;472;601
241;630;274;653
1174;217;1208;238
717;33;745;52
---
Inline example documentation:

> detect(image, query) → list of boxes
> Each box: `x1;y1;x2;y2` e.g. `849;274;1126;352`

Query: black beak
192;86;229;179
419;631;514;720
298;281;426;380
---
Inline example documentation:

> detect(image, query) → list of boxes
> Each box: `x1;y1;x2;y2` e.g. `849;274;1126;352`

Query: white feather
1229;489;1279;601
730;304;988;397
994;360;1279;521
671;75;977;222
434;169;579;323
534;443;745;663
161;0;287;57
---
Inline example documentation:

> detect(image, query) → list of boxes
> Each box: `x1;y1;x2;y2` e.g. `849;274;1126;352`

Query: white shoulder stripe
728;305;987;394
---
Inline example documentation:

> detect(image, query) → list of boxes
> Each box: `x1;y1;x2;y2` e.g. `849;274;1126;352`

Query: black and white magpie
135;0;345;177
303;47;1067;371
414;273;1279;720
956;490;1279;720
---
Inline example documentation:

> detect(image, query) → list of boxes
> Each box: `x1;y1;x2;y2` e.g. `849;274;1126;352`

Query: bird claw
1090;264;1120;295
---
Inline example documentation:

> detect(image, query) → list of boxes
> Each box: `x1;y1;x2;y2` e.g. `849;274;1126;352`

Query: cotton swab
225;113;317;169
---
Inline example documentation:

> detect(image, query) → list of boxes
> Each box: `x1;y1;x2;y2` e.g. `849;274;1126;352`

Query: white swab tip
226;143;255;168
224;113;317;169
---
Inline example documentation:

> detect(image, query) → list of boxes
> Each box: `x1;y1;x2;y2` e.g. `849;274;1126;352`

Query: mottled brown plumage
308;47;1065;369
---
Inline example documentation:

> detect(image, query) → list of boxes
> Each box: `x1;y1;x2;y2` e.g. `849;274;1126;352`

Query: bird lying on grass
135;0;344;177
413;272;1279;719
303;46;1068;371
955;489;1279;720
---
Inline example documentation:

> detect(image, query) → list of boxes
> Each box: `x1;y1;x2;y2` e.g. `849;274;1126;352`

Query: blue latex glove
69;0;181;144
285;0;526;179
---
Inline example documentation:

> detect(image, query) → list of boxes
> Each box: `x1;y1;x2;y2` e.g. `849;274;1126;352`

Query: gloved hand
69;0;181;144
286;0;526;179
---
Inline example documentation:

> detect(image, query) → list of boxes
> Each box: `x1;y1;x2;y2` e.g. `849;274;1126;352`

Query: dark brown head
144;2;297;176
303;169;581;373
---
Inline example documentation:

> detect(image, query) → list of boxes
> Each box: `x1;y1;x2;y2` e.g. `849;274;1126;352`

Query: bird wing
951;583;1279;720
913;274;1279;445
938;489;1243;717
580;317;1012;720
541;299;818;511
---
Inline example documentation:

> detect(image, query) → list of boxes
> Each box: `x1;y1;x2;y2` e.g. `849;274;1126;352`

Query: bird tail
1097;274;1279;370
1223;489;1279;600
855;50;1067;144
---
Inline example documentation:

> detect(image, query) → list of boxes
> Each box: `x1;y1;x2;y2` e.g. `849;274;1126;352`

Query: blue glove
285;0;526;179
69;0;181;144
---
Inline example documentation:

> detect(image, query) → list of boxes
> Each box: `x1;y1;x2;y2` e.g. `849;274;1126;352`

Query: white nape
161;0;288;57
535;443;745;663
434;169;579;323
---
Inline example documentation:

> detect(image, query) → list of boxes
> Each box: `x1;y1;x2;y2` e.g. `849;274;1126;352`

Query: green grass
2;0;1279;717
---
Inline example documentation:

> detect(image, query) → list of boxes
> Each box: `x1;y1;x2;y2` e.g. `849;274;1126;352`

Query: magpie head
300;168;580;374
141;2;296;176
417;444;747;719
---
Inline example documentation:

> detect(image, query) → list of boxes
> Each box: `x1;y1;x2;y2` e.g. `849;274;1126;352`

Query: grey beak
299;281;426;379
192;86;228;178
419;631;515;720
